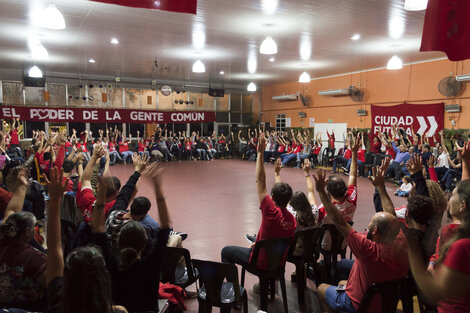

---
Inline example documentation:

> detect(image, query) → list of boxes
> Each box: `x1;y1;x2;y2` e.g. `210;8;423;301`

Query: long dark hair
290;191;316;227
437;180;470;264
117;221;147;270
62;246;113;313
0;211;36;241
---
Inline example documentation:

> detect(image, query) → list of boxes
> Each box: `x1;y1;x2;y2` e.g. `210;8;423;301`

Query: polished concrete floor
107;160;408;313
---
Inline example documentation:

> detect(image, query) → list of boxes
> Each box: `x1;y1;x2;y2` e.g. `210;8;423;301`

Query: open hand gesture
369;166;386;187
274;158;282;174
458;140;470;161
427;155;436;168
313;169;327;192
406;154;423;175
45;167;67;200
303;159;311;174
132;153;149;173
257;133;266;153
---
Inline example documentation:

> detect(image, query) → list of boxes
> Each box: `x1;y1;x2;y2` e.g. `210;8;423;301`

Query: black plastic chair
161;247;198;289
317;223;353;285
287;227;323;304
356;277;404;313
192;259;248;313
240;237;292;313
321;148;336;167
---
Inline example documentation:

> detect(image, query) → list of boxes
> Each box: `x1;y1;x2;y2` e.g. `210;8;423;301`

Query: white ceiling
0;0;445;87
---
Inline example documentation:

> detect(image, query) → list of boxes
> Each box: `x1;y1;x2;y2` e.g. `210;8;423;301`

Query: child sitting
395;175;412;197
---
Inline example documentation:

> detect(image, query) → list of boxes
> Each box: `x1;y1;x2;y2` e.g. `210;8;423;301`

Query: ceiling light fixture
110;38;119;44
269;57;275;62
247;82;257;92
40;4;66;29
192;60;205;73
351;33;361;40
248;55;257;74
88;59;96;63
31;43;49;60
219;70;224;75
260;36;277;54
300;33;311;61
261;0;279;14
28;65;43;78
387;55;403;70
404;0;428;11
298;72;311;83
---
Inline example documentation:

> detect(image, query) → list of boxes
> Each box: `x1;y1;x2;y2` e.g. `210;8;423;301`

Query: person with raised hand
314;168;408;313
91;161;170;313
46;167;127;313
75;144;122;247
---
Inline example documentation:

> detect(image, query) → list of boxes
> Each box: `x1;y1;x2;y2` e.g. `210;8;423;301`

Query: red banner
420;0;470;61
0;106;215;124
90;0;197;14
371;103;444;139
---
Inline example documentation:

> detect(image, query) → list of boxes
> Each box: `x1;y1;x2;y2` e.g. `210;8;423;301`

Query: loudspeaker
298;112;307;118
208;88;225;97
23;75;45;87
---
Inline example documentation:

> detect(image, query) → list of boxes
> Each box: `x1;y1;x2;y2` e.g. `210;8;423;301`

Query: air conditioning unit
456;74;470;82
298;112;306;118
272;92;299;101
445;104;461;112
357;109;367;116
318;88;350;96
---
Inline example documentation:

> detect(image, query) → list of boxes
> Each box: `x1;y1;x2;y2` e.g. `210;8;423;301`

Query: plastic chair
356;277;404;313
161;247;198;289
34;158;47;185
287;227;323;304
240;237;292;313
317;223;353;285
192;259;248;313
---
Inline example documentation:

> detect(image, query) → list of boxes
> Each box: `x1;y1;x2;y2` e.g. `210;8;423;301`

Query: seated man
221;133;296;291
315;169;408;313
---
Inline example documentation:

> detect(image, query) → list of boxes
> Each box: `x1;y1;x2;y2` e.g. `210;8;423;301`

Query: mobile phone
336;284;346;291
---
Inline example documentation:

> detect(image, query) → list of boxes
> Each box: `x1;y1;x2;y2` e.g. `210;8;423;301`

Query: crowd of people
0;117;469;313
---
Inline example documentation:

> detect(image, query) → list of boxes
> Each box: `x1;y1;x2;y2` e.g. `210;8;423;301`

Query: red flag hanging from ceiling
420;0;470;61
90;0;197;14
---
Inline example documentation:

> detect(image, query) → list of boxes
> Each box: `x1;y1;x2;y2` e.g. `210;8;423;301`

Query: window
276;114;286;132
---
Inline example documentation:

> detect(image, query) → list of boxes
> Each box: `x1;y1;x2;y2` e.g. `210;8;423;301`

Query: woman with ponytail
91;160;171;313
408;142;470;312
0;169;46;310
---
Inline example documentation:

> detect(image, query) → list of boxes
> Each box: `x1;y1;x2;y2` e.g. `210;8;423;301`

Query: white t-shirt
400;182;412;192
437;152;449;168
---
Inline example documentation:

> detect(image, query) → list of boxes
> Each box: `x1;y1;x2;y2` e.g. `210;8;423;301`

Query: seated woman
46;167;127;313
91;163;171;313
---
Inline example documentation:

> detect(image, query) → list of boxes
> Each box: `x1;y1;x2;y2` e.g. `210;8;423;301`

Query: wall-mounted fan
349;86;364;102
438;76;462;97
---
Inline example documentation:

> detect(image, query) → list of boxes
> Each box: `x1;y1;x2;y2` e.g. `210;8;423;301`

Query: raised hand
406;154;423;175
379;157;391;173
313;169;327;192
303;158;311;174
92;145;105;158
351;133;361;152
369;166;386;187
132;153;149;173
274;158;282;174
44;167;67;200
17;168;29;187
427;155;436;168
458;141;470;161
145;162;164;187
257;133;266;153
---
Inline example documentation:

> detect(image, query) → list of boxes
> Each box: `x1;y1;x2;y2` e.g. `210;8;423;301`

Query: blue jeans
325;286;357;313
121;151;134;163
345;158;363;172
197;149;207;160
296;153;309;164
281;153;297;165
440;169;461;190
332;156;348;172
138;151;150;158
396;189;410;197
109;151;122;163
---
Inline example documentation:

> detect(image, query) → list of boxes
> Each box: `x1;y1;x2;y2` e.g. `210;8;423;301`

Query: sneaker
245;234;256;243
184;290;197;299
169;230;188;241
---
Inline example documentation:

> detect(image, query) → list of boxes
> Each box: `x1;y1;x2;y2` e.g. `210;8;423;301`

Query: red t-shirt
312;146;321;155
438;238;470;312
358;148;366;163
62;177;73;192
252;196;296;270
10;129;19;145
318;185;357;223
185;141;192;151
76;185;116;223
371;141;381;154
386;146;396;159
343;149;352;160
293;144;303;154
119;141;129;153
430;223;459;263
109;142;116;152
138;143;146;152
65;141;72;148
345;229;409;311
278;145;285;153
0;187;13;217
328;132;335;148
